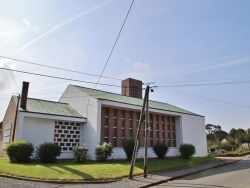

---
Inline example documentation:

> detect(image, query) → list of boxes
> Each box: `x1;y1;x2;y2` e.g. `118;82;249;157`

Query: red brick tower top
121;78;142;99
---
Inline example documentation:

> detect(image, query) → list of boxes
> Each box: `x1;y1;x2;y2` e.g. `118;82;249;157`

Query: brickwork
101;106;177;148
121;78;142;99
0;97;18;155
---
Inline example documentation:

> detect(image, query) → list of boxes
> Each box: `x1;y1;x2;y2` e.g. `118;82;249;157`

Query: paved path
0;156;245;188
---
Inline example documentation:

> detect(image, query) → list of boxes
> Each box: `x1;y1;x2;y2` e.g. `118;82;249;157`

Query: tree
229;128;237;138
235;132;247;147
227;136;237;150
214;130;228;142
206;124;214;134
237;128;245;134
245;131;250;149
214;125;222;132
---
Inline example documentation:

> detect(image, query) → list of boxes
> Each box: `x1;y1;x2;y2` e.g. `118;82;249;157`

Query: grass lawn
0;157;221;180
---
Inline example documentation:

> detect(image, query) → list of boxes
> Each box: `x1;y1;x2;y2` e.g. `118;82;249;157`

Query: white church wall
180;114;207;157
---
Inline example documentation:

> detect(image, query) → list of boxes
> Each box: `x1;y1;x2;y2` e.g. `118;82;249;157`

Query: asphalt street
153;157;250;188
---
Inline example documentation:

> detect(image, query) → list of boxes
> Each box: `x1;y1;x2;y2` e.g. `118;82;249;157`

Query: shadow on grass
56;165;94;180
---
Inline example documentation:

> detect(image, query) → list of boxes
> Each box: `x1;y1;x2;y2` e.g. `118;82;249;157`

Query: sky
0;0;250;133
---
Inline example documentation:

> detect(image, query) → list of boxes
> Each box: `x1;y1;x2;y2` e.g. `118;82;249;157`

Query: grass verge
0;157;221;181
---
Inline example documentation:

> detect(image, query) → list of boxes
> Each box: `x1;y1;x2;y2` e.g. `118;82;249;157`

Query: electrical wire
2;66;249;109
157;80;250;88
0;55;122;81
0;67;121;88
89;0;135;97
158;88;250;108
3;55;250;86
155;76;250;84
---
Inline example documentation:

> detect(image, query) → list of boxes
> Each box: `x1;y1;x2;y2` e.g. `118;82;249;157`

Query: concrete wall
17;112;85;159
59;85;100;160
180;114;207;156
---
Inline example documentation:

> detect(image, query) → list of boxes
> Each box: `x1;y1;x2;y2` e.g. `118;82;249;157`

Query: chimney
121;78;142;99
20;81;29;109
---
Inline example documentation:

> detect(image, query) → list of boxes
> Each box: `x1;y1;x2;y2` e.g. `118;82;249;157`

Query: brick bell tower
121;78;142;99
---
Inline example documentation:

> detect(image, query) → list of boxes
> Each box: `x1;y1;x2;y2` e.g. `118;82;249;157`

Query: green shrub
36;142;61;163
72;146;89;163
153;143;169;159
179;143;196;159
220;142;233;151
94;142;113;162
5;140;34;163
123;137;136;161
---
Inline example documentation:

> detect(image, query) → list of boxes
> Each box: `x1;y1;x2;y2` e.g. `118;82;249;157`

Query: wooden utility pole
144;87;149;178
129;85;149;179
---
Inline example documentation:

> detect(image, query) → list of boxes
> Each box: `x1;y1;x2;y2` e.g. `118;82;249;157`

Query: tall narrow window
104;107;109;143
121;110;125;146
167;116;171;146
137;112;140;123
162;115;165;144
156;115;159;144
113;109;117;147
150;114;153;146
172;117;176;147
129;111;133;136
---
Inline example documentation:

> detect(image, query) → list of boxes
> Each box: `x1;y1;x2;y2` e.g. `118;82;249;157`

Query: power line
157;80;250;88
0;55;122;81
155;76;250;84
0;67;121;88
159;88;250;108
2;66;249;109
90;0;135;96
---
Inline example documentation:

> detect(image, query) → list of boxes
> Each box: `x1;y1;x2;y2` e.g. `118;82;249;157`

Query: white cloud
16;0;115;53
22;19;31;27
133;61;150;70
0;58;16;93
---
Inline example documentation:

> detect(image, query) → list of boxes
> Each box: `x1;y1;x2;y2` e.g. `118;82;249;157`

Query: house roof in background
73;85;202;116
13;96;84;119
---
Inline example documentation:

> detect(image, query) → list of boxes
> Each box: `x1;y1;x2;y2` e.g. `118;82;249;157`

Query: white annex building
0;79;207;159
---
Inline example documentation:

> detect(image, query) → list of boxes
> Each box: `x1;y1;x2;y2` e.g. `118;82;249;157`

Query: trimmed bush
153;143;169;159
123;137;136;161
36;142;61;163
179;143;196;159
72;146;89;163
94;142;113;162
5;140;34;163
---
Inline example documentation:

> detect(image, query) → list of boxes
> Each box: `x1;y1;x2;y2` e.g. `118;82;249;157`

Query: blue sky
0;0;250;132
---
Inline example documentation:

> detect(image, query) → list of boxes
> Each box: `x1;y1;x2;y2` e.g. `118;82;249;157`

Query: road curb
0;173;116;184
137;159;242;188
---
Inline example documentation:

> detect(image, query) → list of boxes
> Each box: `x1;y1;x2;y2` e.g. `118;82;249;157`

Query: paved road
153;157;250;188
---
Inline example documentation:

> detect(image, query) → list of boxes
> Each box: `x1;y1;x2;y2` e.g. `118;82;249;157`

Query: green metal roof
73;85;202;116
13;96;84;119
